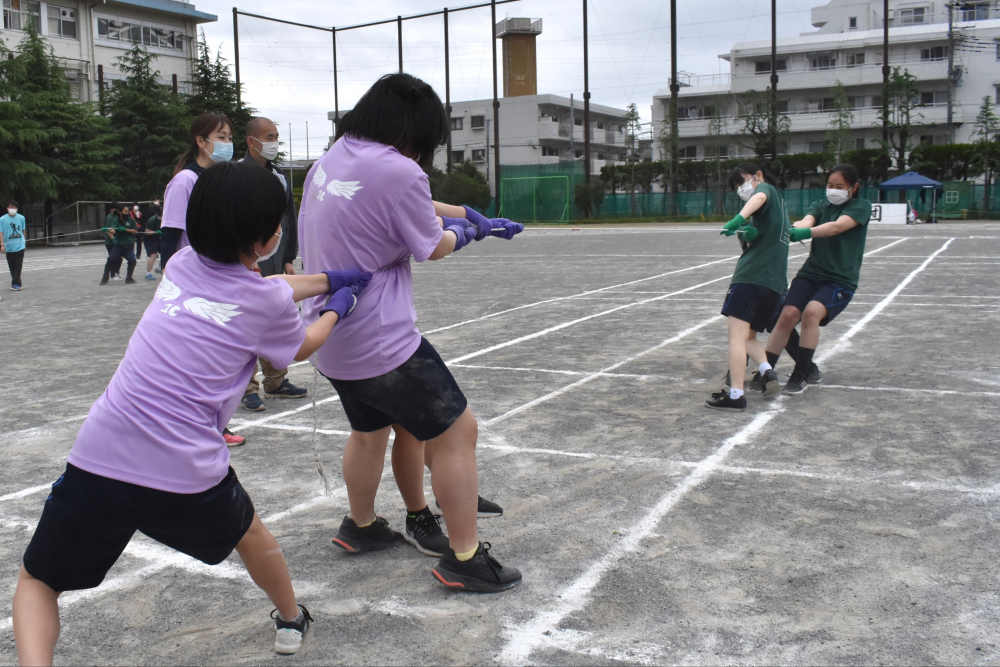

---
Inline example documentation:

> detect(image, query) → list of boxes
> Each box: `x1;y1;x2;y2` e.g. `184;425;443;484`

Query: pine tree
187;32;255;148
104;45;189;200
10;24;120;207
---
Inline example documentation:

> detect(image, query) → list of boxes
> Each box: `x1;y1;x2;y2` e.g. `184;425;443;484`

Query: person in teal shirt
707;163;790;411
765;163;872;395
1;200;26;291
101;206;138;285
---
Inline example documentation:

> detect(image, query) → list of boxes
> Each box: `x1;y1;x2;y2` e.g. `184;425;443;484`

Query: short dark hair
728;162;778;191
7;200;18;208
336;73;448;170
186;161;286;264
828;163;860;191
110;201;120;211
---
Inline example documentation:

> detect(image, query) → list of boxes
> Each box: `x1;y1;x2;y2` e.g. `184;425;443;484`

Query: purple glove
319;285;359;320
463;205;523;241
442;215;475;252
324;269;372;294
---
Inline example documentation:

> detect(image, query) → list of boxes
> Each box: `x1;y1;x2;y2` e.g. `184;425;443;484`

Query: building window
574;118;583;126
920;46;946;61
919;135;934;145
872;95;882;108
680;145;697;158
597;121;605;129
3;0;40;31
920;91;946;105
898;7;927;25
846;53;865;67
810;55;836;70
755;59;788;73
996;86;1000;104
574;149;583;158
855;137;865;149
472;148;486;162
849;16;857;29
597;152;606;160
820;97;837;111
470;115;485;129
450;150;464;162
97;18;186;50
702;105;716;118
945;190;959;204
960;2;988;21
542;146;559;157
847;96;863;108
450;117;463;131
46;5;75;38
704;145;728;157
808;141;825;153
777;100;789;112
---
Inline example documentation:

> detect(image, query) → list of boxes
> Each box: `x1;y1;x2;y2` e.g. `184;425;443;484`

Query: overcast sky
197;0;823;158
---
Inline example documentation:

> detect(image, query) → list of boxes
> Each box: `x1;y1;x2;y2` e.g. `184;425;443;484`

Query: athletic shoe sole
431;567;522;593
402;530;445;557
705;403;747;412
432;507;504;519
241;402;266;412
263;391;309;399
762;377;781;397
331;533;403;553
782;385;808;396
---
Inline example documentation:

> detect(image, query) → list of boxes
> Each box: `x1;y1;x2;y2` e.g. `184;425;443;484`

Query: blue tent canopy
879;172;943;190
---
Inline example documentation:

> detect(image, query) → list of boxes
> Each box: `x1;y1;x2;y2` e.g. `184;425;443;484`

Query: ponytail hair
727;162;778;191
174;113;234;175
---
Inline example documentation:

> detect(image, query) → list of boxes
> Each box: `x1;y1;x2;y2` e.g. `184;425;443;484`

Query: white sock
759;362;772;374
729;388;744;399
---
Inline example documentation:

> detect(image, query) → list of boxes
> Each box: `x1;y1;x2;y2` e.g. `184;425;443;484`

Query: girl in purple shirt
300;73;523;592
13;162;370;664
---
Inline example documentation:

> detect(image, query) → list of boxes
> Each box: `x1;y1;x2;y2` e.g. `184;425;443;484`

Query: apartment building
432;94;629;185
651;0;1000;161
1;0;216;102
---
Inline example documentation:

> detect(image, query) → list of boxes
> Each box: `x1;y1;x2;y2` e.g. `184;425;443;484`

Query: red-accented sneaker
223;428;246;447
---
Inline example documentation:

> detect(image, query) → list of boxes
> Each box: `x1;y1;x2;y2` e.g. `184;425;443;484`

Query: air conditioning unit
109;20;123;27
61;9;74;18
157;28;170;35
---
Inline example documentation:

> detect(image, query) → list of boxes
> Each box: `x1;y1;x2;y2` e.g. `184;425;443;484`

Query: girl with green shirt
765;164;872;395
708;163;790;411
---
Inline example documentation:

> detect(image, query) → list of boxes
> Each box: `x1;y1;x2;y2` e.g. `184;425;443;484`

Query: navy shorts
326;337;468;441
143;234;160;255
23;464;255;592
780;276;855;326
721;283;781;333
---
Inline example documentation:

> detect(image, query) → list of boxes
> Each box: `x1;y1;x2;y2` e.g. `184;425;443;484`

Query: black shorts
780;276;855;326
326;337;468;441
143;235;160;255
721;283;781;332
23;464;255;592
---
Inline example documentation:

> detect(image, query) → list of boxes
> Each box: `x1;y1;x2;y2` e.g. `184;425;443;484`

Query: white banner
870;203;908;225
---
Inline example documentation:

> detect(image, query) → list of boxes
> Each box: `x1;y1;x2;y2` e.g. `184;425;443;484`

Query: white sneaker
112;275;122;281
272;605;312;655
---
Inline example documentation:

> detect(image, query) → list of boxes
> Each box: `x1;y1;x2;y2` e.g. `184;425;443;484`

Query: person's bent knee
802;303;825;326
777;306;801;329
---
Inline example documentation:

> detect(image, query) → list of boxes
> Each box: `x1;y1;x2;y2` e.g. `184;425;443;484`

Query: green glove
721;228;737;237
116;226;128;233
721;214;745;234
738;225;759;243
790;227;812;243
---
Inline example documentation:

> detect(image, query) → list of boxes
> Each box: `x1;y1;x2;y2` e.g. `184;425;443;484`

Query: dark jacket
239;155;299;277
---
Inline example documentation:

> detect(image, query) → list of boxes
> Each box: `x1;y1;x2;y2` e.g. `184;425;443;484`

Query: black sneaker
271;603;313;655
783;372;808;395
264;379;309;399
331;516;403;553
747;371;762;392
404;507;449;557
432;542;522;592
806;365;823;384
761;368;780;396
434;495;504;518
705;391;747;411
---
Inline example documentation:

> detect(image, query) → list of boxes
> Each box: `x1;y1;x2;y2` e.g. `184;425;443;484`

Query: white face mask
153;200;160;206
827;188;851;206
253;137;280;161
133;206;139;211
255;229;282;262
737;180;756;202
7;208;16;216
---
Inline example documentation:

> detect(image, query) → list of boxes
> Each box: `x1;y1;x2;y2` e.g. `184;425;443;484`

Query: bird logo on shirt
310;162;363;201
182;298;243;327
155;275;181;301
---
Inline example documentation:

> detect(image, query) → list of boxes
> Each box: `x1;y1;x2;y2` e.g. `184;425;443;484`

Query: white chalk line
818;384;1000;398
498;237;955;664
450;363;652;380
0;485;52;503
227;394;340;432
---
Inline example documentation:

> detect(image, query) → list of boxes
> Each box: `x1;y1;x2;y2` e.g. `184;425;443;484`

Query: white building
1;0;216;102
432;94;629;188
652;0;1000;161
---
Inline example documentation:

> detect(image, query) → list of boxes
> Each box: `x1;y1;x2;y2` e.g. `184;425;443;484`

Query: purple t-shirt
300;136;442;380
68;246;305;493
161;168;198;250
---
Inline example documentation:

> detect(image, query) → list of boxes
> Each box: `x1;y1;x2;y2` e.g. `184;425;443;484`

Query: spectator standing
1;200;26;291
131;201;144;260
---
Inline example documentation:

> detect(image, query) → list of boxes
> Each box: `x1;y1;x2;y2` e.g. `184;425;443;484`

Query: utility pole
397;16;403;73
946;2;956;144
583;0;591;185
881;0;890;182
569;93;575;158
233;7;241;109
444;8;453;174
306;121;310;161
769;0;778;161
332;27;339;139
491;0;501;212
669;0;678;204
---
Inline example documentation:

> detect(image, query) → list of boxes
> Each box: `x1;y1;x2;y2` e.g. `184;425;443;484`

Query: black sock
794;346;815;375
785;328;802;365
766;351;780;367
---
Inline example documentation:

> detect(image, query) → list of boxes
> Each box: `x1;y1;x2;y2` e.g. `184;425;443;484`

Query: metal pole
398;16;403;73
332;27;339;138
171;73;178;95
569;93;575;157
669;0;678;202
444;8;452;174
233;7;241;109
882;0;890;182
770;0;778;161
946;2;954;144
97;63;104;115
583;0;591;185
491;0;501;211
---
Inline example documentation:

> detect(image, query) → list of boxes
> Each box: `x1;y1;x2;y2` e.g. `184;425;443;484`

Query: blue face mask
206;139;234;162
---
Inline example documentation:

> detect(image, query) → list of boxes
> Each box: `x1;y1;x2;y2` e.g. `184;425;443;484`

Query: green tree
623;102;644;216
825;82;854;162
734;89;790;161
705;95;732;212
187;31;256;148
842;148;886;186
908;143;977;181
971;97;1000;211
878;67;921;178
105;45;189;200
780;152;832;189
427;160;491;210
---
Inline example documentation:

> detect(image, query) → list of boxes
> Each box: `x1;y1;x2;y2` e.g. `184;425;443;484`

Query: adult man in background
239;116;308;411
1;201;26;291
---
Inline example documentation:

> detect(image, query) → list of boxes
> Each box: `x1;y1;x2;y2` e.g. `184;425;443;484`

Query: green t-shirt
146;214;161;233
113;216;137;248
103;214;118;244
730;182;790;295
798;197;872;291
